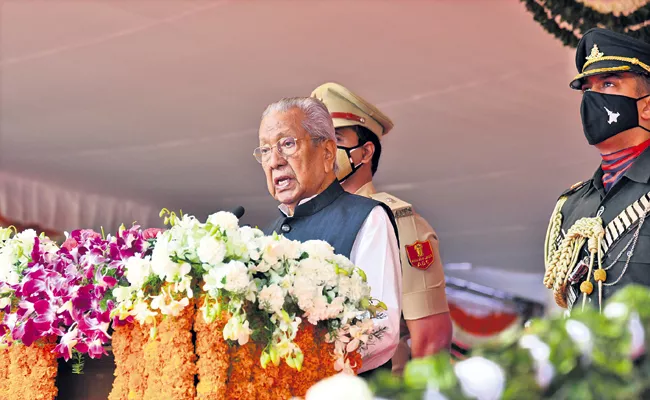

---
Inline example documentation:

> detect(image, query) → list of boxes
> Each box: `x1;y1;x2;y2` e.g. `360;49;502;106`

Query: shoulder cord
545;215;604;309
543;197;567;287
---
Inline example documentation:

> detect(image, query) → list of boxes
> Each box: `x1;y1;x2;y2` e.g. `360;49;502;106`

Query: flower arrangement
106;209;386;398
366;284;650;400
0;208;386;399
0;225;151;399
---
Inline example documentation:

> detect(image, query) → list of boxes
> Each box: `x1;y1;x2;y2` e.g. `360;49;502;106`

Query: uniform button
281;224;291;233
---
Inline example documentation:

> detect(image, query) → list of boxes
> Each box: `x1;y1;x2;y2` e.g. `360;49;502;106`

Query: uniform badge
405;240;435;270
586;44;604;61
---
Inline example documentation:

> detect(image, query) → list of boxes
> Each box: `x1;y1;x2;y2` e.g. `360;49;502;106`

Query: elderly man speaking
255;97;402;375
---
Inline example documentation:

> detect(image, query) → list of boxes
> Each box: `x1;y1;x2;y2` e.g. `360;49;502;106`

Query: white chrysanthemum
207;211;240;231
259;284;285;314
240;226;264;242
197;236;227;266
15;229;37;246
240;226;264;261
301;240;335;260
297;258;337;288
454;356;505;400
306;373;373;400
338;273;369;303
125;256;153;288
224;261;251;293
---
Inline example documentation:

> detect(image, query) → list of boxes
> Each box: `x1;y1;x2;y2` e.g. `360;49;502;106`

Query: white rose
125;256;152;288
224;261;251;293
197;236;226;266
454;357;505;400
306;373;373;400
259;284;285;314
207;211;239;231
301;240;335;260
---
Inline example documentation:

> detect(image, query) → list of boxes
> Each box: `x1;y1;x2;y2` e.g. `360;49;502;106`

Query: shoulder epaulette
560;180;589;198
368;192;413;219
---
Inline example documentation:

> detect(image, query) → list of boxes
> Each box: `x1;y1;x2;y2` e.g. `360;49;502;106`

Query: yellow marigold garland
289;323;320;398
4;338;58;400
251;344;281;400
226;342;255;400
195;302;229;400
142;302;197;400
109;322;148;400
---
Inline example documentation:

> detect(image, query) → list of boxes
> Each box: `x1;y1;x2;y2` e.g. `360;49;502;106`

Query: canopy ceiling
0;0;599;294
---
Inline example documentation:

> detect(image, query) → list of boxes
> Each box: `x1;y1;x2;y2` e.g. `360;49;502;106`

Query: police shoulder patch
405;240;435;270
368;192;413;219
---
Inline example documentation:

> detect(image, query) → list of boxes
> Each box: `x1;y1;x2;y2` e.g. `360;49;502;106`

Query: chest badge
405;240;435;270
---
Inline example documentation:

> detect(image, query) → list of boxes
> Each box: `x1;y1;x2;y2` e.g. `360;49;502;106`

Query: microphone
230;206;245;219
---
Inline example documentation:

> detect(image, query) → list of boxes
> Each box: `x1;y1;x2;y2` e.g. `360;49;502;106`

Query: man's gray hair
262;97;338;171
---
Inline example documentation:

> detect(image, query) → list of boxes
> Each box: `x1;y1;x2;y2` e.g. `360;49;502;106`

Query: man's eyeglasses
254;137;325;164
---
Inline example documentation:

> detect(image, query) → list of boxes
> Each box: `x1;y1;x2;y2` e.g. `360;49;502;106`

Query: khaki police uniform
545;29;650;311
311;82;449;374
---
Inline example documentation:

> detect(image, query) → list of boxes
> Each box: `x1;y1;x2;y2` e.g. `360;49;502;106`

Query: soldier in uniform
544;28;650;312
311;83;452;374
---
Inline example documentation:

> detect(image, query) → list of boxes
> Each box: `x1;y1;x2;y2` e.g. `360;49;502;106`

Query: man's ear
323;139;338;173
361;142;375;164
640;95;650;122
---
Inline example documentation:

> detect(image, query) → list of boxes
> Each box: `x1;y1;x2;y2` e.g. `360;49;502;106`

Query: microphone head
230;206;245;219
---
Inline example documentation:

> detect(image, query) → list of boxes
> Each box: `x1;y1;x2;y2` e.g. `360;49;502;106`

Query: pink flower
62;238;78;251
143;228;163;240
81;230;102;241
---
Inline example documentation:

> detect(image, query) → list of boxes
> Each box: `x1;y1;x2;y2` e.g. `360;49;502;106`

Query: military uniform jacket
546;148;650;309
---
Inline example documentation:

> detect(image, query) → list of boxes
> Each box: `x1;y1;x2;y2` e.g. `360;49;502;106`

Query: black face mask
581;91;650;145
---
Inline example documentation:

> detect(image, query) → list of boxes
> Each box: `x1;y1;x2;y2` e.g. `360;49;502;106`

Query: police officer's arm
406;312;452;357
401;218;452;357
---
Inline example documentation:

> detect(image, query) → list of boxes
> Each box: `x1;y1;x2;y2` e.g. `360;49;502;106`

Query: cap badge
586;44;604;61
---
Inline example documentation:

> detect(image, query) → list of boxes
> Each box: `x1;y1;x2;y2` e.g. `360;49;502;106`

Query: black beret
570;28;650;90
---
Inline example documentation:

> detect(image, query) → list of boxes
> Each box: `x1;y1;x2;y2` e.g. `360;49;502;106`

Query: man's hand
406;312;452;357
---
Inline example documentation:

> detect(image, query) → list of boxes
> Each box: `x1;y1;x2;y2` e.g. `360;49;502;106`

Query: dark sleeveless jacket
264;180;398;258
